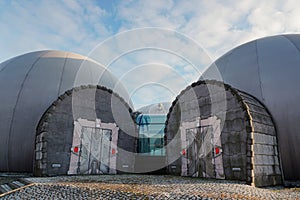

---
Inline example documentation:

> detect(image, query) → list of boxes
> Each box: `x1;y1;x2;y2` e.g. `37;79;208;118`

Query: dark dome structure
0;50;135;173
202;34;300;184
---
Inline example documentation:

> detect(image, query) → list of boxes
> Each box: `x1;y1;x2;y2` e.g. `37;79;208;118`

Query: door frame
68;118;119;175
180;116;224;179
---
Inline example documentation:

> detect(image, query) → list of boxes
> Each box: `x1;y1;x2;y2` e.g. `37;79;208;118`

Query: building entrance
181;117;224;179
68;118;119;175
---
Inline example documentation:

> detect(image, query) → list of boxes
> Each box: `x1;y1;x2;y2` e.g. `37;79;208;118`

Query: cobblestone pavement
1;175;299;199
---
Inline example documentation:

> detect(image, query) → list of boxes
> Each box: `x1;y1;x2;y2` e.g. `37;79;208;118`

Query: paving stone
1;175;299;199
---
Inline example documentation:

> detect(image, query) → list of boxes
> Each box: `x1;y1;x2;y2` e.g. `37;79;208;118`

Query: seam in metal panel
254;40;264;101
283;35;300;53
6;51;48;171
0;53;38;171
57;52;69;96
270;35;293;184
222;50;232;79
0;56;22;73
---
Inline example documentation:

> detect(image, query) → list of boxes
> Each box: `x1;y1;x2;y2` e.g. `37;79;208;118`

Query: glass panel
137;114;166;156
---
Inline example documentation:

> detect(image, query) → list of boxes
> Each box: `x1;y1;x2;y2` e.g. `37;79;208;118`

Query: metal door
181;116;224;179
79;127;92;174
78;127;112;174
99;129;112;174
89;128;102;174
68;119;118;175
186;128;199;177
199;125;215;178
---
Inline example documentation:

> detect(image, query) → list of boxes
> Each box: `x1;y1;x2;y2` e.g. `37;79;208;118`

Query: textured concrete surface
34;86;137;176
1;175;299;199
165;81;281;186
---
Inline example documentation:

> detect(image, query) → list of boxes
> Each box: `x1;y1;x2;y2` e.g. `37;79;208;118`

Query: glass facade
136;114;166;156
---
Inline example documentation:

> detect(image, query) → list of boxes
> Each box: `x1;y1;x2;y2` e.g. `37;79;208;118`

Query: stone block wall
238;91;282;187
166;81;249;181
34;85;137;176
165;80;282;186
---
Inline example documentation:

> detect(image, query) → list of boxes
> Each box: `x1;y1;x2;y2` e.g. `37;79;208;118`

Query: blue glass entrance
136;114;166;156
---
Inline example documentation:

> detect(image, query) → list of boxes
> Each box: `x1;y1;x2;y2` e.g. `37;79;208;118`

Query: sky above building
1;0;300;109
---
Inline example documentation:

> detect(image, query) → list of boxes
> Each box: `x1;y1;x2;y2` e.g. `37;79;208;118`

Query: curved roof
202;34;300;181
137;102;171;115
0;50;132;172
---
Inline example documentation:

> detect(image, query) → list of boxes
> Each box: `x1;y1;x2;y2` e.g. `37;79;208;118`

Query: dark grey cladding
201;34;300;182
0;50;132;172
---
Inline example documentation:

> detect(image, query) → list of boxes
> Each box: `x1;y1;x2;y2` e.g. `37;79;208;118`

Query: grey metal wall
202;34;300;182
0;50;132;172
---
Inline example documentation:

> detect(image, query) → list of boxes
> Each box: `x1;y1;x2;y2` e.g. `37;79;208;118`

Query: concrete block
253;133;274;145
230;154;246;167
253;155;275;165
36;142;43;151
253;144;274;156
250;113;273;126
229;143;242;154
224;119;244;132
224;167;233;179
226;98;240;111
275;165;281;175
194;85;209;98
229;131;242;143
240;142;247;154
246;103;269;116
35;152;43;160
254;165;274;176
252;122;275;135
274;157;279;165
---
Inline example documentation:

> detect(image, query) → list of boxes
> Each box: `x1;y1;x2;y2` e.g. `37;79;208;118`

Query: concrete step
0;179;31;195
8;182;21;190
0;184;12;193
18;178;32;185
12;181;25;187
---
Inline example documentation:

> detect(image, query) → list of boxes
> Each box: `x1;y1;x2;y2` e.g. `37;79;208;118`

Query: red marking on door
215;147;220;155
73;146;79;153
112;148;116;155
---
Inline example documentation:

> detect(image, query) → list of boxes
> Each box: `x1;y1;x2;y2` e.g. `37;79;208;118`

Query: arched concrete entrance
165;80;282;187
34;85;137;176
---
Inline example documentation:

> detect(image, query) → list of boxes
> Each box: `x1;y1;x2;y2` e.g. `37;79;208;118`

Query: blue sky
1;0;300;109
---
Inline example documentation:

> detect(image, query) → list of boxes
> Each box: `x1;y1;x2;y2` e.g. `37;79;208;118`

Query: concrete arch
34;85;137;176
165;80;282;187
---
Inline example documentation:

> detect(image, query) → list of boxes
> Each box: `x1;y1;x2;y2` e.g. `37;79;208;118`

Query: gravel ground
1;175;299;199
